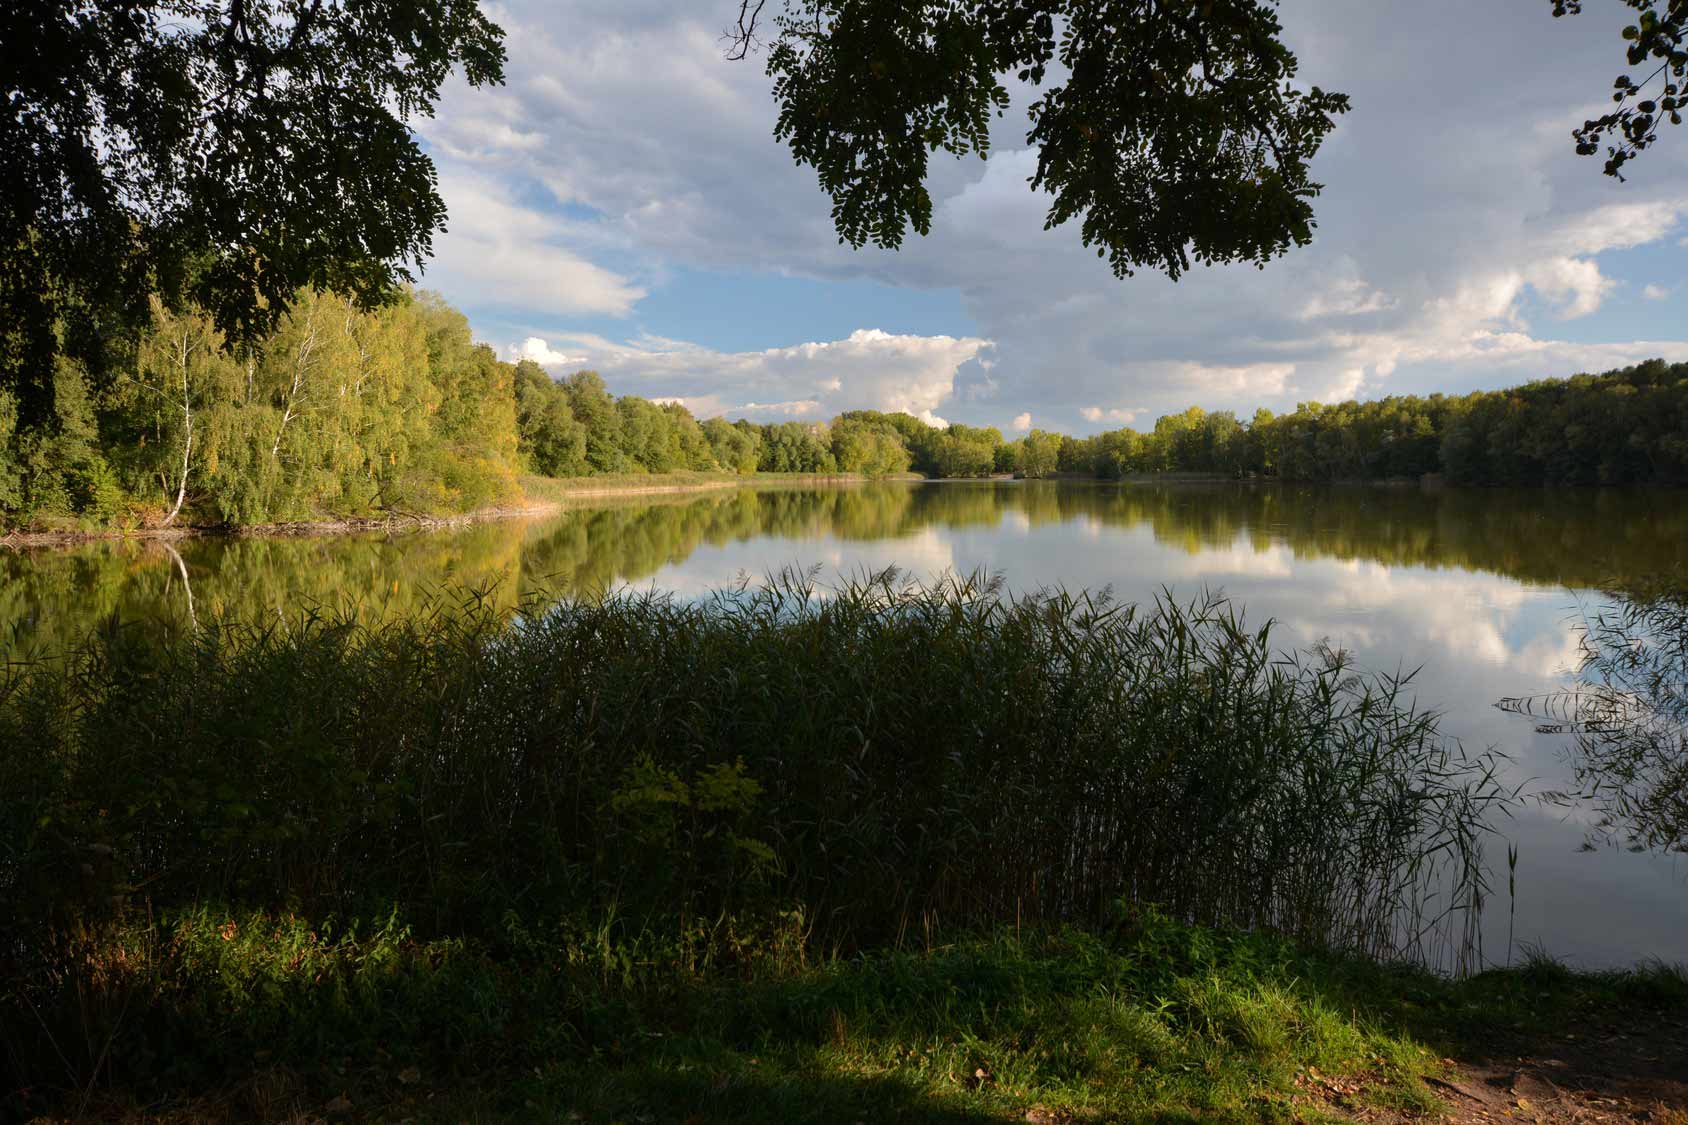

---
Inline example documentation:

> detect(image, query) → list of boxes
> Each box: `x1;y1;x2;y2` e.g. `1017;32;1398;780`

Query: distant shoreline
0;471;906;549
4;471;1671;549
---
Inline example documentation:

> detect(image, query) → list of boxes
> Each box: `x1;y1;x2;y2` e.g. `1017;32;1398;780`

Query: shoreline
5;471;1676;549
0;471;897;550
0;503;568;550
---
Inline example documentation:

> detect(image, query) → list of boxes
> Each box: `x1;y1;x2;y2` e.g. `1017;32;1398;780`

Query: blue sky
415;0;1688;434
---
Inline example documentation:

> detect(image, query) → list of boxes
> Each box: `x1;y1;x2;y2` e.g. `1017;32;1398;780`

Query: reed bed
1;571;1508;1090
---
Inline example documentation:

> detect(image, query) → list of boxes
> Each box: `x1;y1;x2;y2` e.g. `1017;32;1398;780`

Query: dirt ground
1303;1011;1688;1123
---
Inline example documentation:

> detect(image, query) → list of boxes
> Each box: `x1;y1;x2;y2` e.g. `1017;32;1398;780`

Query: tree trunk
273;316;317;459
162;330;193;527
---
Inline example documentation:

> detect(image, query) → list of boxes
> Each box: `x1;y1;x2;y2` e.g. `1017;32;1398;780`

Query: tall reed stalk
1;571;1508;1075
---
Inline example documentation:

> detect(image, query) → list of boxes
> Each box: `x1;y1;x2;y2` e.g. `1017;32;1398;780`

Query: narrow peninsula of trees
2;287;1685;531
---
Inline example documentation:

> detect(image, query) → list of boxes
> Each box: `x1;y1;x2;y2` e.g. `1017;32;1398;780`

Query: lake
4;480;1685;968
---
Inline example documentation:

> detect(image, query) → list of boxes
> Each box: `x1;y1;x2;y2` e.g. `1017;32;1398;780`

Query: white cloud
1643;283;1673;301
1523;256;1612;319
739;399;823;417
1179;362;1296;399
426;168;645;316
1079;406;1144;425
1010;412;1032;432
1300;279;1397;319
511;337;587;367
512;327;992;422
1548;200;1686;257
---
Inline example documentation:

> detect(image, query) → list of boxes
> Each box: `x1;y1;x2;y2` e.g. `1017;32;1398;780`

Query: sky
414;0;1688;436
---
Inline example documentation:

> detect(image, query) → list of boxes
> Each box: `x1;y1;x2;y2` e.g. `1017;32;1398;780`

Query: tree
757;421;837;472
1017;429;1062;478
1;0;506;427
119;302;234;525
704;417;761;473
616;396;680;472
0;390;20;511
515;361;588;477
931;428;998;477
733;0;1349;281
564;372;630;474
1552;0;1688;179
735;0;1688;262
831;416;913;476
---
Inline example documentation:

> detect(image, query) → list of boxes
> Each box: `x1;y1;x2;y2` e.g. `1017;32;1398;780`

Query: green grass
18;908;1685;1122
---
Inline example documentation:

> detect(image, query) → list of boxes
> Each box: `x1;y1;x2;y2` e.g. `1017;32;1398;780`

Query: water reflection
7;482;1683;649
1502;584;1688;857
5;481;1686;966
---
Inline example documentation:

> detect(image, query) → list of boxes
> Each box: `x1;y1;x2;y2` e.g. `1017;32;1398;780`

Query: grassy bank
13;909;1688;1123
0;573;1612;1120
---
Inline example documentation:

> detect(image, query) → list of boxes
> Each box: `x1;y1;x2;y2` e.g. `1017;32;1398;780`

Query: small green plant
607;756;778;914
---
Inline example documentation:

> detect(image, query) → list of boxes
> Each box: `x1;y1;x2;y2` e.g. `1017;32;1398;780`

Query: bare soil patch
1303;1015;1688;1123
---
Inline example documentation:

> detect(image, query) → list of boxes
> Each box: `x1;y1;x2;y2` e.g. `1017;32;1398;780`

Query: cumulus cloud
1522;257;1613;319
1010;412;1032;432
513;327;992;422
1300;279;1397;320
740;399;823;417
425;168;646;316
1643;283;1673;301
421;0;1688;433
1180;362;1297;399
511;337;587;366
1079;406;1144;425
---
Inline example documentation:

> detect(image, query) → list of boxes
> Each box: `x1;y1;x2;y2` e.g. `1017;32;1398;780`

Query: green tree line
841;360;1688;487
1;289;525;528
0;290;893;530
4;284;1685;530
1043;361;1688;485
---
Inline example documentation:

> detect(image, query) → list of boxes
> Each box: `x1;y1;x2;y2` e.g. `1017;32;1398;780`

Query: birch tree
130;302;232;526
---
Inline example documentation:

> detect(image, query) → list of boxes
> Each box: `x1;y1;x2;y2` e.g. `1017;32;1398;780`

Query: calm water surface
5;481;1686;968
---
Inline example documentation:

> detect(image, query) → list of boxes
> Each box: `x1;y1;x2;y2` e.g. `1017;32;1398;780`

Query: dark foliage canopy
733;0;1350;281
736;0;1688;264
1554;0;1688;179
0;0;505;425
4;0;1681;443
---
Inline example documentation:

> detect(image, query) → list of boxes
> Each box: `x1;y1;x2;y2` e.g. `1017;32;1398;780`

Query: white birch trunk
162;330;193;527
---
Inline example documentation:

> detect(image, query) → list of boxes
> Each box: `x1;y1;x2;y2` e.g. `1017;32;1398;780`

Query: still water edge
5;481;1685;968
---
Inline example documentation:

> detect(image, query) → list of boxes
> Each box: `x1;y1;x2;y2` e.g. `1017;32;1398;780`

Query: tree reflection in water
1502;578;1688;855
5;481;1688;659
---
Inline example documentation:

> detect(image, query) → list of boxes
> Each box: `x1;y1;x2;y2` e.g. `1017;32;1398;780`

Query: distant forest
3;288;1685;529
